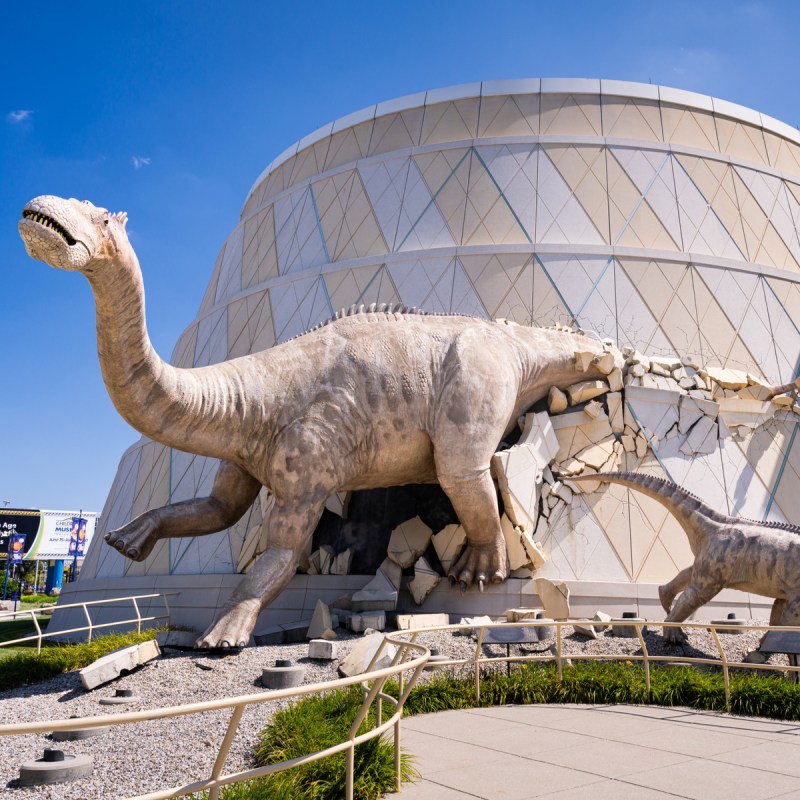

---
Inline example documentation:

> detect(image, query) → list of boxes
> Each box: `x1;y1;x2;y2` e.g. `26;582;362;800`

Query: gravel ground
0;619;788;799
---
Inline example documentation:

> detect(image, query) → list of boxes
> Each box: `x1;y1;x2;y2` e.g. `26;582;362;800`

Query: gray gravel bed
0;620;788;799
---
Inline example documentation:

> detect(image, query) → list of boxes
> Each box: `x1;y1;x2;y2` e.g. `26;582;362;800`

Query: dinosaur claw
478;579;485;592
459;580;467;594
448;575;457;587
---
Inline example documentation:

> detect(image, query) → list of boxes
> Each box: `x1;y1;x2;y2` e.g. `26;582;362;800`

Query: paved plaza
398;704;800;799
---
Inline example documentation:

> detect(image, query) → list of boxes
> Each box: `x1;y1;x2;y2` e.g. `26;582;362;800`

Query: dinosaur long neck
575;472;722;553
86;249;245;461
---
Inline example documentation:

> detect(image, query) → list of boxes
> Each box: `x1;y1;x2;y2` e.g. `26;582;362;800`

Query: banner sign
0;509;98;560
68;517;88;557
8;534;26;564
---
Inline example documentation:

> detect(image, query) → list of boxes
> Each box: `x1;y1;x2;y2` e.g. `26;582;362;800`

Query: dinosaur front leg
662;581;722;644
659;566;693;613
105;460;261;561
196;497;325;649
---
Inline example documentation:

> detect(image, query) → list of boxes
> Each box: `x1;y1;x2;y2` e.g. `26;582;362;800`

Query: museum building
53;79;800;634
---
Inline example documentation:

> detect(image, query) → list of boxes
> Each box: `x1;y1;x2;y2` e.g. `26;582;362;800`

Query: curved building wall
74;79;800;624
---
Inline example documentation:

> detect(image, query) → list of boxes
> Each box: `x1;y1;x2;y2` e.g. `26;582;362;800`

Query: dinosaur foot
196;600;261;650
105;513;161;562
663;625;688;645
449;541;508;591
658;584;674;614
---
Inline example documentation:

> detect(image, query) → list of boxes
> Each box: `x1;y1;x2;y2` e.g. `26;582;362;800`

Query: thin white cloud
8;109;32;123
132;156;151;170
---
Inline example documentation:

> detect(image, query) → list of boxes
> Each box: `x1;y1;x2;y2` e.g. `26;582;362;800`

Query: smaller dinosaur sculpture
567;471;800;643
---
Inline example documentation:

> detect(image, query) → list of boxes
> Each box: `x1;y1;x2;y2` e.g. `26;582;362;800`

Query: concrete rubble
534;578;570;620
407;556;441;605
352;558;401;612
79;640;161;690
306;599;336;640
387;516;433;568
338;632;397;677
432;524;467;574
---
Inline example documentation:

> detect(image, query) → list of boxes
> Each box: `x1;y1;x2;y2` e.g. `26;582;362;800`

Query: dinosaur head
19;195;129;272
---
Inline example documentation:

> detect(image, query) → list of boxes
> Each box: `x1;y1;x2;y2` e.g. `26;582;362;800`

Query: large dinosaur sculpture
568;471;800;643
18;194;623;649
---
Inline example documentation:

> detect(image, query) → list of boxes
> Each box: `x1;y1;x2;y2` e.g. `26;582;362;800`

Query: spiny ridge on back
292;303;474;340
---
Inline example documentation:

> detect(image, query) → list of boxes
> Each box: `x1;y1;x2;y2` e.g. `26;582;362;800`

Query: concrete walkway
397;704;800;799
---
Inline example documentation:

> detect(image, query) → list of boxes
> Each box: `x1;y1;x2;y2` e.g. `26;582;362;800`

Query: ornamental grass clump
218;686;416;800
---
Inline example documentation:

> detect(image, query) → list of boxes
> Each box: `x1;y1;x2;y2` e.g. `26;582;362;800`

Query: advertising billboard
0;509;99;560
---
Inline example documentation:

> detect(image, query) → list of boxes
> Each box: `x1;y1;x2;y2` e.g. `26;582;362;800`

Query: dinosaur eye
103;218;109;225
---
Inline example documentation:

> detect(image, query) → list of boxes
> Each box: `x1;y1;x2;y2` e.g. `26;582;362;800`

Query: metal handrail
391;618;800;713
0;593;177;653
0;632;429;800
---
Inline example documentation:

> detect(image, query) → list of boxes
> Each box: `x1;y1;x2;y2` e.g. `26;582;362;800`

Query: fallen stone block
307;549;322;575
387;516;433;568
253;626;285;646
584;399;602;419
501;514;530;571
679;415;717;456
307;599;334;640
566;379;608;406
339;633;396;677
280;620;311;643
407;556;441;605
396;613;450;630
432;524;467;574
329;548;353;575
572;621;598;639
593;611;612;631
548;386;568;414
309;639;338;660
349;611;386;633
319;545;336;575
505;607;543;622
534;578;570;620
80;640;161;690
324;491;350;519
519;529;547;569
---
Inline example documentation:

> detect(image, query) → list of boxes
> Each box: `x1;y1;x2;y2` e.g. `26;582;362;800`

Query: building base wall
46;575;774;641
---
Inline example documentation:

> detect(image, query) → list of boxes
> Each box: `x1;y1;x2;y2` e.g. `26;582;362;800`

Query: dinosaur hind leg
196;497;325;649
438;470;508;590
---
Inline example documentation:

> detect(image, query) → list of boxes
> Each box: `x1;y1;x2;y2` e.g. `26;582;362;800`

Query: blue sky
2;1;799;512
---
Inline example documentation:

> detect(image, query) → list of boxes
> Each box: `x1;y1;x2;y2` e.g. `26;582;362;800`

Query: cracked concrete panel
407;556;441;605
625;385;681;440
607;392;624;433
492;445;542;532
518;411;559;464
551;409;614;461
574;435;617;470
501;513;530;571
534;578;570;620
432;523;467;574
352;558;401;611
718;397;776;429
387;516;433;568
678;396;705;434
679;415;718;455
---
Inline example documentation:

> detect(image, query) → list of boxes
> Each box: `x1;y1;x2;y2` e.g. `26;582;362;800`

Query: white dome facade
69;79;800;627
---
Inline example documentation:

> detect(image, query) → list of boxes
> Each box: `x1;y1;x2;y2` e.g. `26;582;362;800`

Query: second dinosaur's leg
757;598;788;649
658;566;693;613
196;497;325;649
105;460;262;561
438;470;508;589
662;581;722;644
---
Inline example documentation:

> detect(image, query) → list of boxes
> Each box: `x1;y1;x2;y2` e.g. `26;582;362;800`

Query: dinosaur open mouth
21;209;77;246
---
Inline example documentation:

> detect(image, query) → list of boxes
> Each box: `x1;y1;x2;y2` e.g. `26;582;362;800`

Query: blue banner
68;517;88;557
8;534;26;564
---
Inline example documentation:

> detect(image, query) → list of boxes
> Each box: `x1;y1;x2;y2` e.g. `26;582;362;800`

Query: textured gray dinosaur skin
569;471;800;643
19;194;624;649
